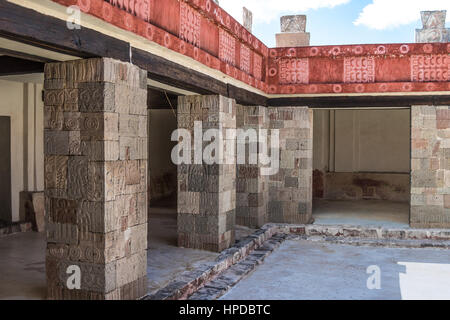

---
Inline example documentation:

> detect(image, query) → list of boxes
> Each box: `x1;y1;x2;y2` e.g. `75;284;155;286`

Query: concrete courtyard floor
221;238;450;300
0;196;255;299
313;199;410;228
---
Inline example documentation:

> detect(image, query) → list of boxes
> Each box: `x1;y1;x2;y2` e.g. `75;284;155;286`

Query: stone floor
0;232;46;300
313;199;410;228
221;239;450;300
0;196;255;300
147;196;255;294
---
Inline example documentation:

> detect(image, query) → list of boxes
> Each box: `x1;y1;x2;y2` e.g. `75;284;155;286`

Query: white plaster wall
0;78;44;222
148;109;178;201
314;109;411;173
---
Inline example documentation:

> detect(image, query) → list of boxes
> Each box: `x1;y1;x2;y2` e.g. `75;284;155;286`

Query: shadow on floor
313;199;410;228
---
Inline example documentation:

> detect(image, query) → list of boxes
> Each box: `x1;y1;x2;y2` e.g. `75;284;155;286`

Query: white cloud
218;0;350;24
354;0;450;30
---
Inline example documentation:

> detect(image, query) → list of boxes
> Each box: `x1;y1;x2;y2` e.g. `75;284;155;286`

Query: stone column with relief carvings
236;105;269;228
44;58;148;300
177;95;236;252
411;105;450;228
267;107;313;224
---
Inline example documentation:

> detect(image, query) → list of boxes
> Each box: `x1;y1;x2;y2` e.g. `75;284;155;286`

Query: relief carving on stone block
68;156;89;200
50;198;79;225
45;156;68;191
421;11;447;29
280;15;307;33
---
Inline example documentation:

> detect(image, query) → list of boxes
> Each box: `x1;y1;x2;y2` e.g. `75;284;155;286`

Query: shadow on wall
149;171;177;204
313;170;411;203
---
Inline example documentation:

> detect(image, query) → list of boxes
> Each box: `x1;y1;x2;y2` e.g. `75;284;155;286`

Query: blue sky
220;0;450;47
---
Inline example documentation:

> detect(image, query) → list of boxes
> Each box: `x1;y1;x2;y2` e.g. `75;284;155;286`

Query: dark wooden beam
268;95;450;108
0;56;44;75
227;84;267;106
132;47;228;96
0;0;130;62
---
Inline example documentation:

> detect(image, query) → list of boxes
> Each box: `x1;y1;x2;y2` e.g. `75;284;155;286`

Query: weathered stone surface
45;58;148;300
411;105;450;228
416;11;450;43
267;107;313;224
177;95;236;252
243;7;253;33
280;15;307;33
20;192;46;232
421;11;447;29
236;105;268;228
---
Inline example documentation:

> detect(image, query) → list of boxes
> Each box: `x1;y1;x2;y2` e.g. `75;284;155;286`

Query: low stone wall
313;171;410;202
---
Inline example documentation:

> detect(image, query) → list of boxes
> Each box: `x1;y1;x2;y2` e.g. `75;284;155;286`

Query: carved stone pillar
268;107;313;224
236;105;269;228
177;95;236;252
411;105;450;228
44;58;148;300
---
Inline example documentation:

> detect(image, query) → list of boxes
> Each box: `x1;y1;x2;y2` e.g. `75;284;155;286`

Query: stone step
143;225;280;300
277;224;450;241
187;234;289;300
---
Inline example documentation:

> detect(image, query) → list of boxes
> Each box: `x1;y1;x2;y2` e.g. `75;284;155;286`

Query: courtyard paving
221;239;450;300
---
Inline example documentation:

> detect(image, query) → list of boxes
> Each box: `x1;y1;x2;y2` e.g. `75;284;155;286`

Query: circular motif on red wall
423;44;433;54
269;85;277;94
206;0;211;12
268;67;277;77
379;83;388;92
354;46;363;55
333;84;343;93
226;15;231;28
355;84;365;93
402;83;413;91
426;83;436;91
164;33;171;47
330;47;341;56
101;3;113;22
124;14;134;31
288;48;296;56
194;47;199;60
399;45;410;54
375;45;386;55
145;26;154;41
234;23;240;35
269;49;277;58
77;0;91;12
287;86;296;94
254;39;259;50
225;64;230;75
310;47;319;56
179;41;186;54
205;54;211;66
309;85;318;93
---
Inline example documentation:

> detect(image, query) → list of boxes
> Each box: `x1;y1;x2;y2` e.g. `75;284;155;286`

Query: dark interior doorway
0;116;12;223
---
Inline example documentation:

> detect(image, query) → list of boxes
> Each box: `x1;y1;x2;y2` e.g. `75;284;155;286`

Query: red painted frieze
52;0;449;95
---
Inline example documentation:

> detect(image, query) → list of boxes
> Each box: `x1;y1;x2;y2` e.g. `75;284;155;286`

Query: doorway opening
0;116;12;225
312;108;411;228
